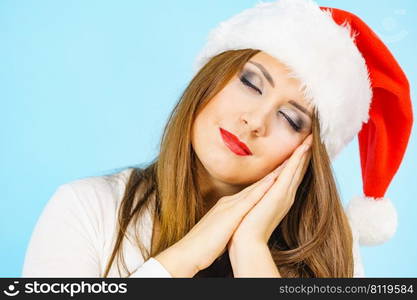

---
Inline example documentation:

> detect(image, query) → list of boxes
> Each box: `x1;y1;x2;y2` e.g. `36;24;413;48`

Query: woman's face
191;51;314;186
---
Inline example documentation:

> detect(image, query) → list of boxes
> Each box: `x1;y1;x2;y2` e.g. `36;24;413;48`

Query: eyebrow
289;100;312;119
248;61;275;88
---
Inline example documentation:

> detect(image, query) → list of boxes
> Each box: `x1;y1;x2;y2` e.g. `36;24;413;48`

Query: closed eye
240;75;262;95
278;111;302;132
240;74;303;133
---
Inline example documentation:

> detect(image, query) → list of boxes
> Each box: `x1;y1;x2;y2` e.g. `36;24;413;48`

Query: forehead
246;51;314;113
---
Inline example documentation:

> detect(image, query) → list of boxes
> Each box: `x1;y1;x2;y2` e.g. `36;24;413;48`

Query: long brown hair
102;49;354;278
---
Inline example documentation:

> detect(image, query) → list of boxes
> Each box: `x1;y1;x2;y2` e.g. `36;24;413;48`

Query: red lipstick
219;128;252;156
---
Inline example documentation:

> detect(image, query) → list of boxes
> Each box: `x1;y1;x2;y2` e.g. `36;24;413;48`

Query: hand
160;159;294;275
228;134;313;248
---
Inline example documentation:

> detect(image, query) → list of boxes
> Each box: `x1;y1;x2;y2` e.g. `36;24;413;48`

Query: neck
195;158;247;212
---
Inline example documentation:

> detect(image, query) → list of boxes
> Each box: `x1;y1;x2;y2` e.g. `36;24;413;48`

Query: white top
22;168;365;278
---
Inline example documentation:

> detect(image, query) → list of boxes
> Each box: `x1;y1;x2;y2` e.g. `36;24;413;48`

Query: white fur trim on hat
193;0;372;160
346;195;398;246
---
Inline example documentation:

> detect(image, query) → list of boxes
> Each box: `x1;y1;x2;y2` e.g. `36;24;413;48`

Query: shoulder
45;168;136;229
61;168;134;208
63;168;133;202
66;168;134;197
22;168;137;277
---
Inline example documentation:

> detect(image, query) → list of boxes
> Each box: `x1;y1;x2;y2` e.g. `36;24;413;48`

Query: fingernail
302;144;311;152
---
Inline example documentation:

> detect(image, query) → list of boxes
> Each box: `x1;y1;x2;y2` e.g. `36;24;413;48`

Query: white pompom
346;195;398;246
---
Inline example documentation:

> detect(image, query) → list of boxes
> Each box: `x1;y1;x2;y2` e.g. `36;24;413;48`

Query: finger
237;161;287;196
259;139;311;212
243;171;277;197
290;136;312;188
289;146;311;192
236;173;273;196
289;134;312;182
273;134;312;190
303;134;313;145
235;163;290;211
288;135;312;189
241;160;290;203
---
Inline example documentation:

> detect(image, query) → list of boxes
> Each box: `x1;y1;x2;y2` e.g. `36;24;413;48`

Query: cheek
191;111;209;151
191;93;240;156
210;80;254;117
191;100;222;160
261;133;299;169
213;90;245;118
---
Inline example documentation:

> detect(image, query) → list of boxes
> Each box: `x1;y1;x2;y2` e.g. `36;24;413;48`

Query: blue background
1;0;416;277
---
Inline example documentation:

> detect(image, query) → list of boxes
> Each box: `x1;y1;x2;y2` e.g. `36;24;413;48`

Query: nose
240;107;271;136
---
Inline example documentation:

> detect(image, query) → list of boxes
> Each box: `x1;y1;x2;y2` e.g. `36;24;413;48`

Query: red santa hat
193;0;413;246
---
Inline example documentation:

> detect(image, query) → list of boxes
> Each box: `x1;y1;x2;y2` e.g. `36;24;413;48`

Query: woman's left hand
228;134;313;248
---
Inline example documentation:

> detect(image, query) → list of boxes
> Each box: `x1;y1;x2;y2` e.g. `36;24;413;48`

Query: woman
22;0;412;278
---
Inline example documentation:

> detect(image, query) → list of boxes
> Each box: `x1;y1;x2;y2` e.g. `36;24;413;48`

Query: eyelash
240;75;262;95
239;75;302;132
278;111;302;132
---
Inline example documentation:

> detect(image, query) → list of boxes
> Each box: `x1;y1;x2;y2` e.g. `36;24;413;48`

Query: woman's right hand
154;165;284;277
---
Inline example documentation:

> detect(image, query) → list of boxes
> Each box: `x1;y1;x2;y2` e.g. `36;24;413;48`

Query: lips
219;128;252;156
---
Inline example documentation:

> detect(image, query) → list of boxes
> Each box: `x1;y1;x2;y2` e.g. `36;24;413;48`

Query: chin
206;163;255;186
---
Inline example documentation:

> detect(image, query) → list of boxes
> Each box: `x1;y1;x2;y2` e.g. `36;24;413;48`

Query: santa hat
193;0;413;246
